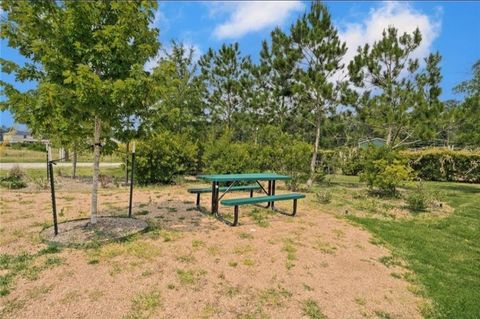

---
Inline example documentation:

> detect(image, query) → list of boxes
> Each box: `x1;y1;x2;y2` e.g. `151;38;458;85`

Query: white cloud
213;1;304;39
339;2;442;65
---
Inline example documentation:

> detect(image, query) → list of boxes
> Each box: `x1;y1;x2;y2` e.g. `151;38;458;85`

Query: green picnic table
191;173;305;226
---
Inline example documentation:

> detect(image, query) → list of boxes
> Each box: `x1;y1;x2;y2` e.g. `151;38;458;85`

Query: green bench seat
220;193;305;226
188;185;261;206
188;185;260;194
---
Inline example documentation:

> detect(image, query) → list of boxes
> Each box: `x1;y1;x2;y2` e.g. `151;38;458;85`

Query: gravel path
0;162;122;169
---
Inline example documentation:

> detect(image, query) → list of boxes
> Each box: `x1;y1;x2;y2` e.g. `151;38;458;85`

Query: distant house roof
358;138;386;149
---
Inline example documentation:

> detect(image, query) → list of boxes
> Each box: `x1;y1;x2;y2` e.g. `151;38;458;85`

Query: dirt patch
0;181;425;319
40;217;148;247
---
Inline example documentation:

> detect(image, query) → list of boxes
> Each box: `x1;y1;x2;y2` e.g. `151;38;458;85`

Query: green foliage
135;131;198;184
360;147;411;195
0;166;27;189
405;183;430;212
403;148;480;183
202;131;252;174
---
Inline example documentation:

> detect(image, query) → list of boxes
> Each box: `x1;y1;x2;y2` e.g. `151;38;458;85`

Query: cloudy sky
1;1;479;127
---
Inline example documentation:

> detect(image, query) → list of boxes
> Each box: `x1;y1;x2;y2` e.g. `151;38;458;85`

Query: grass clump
124;289;162;319
259;286;292;307
303;299;326;319
176;269;207;286
248;208;272;228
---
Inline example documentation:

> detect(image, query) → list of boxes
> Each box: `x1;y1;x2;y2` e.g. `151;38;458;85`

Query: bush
402;148;480;183
0;166;27;189
135;131;198;184
315;190;332;204
360;147;412;196
202;131;253;174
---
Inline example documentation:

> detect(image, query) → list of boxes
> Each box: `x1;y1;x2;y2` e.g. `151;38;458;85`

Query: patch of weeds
176;254;196;264
303;299;326;319
248;208;271;227
390;272;402;279
238;232;253;240
259;285;292;307
313;239;337;255
60;290;81;305
332;229;345;239
228;261;238;268
233;244;254;255
223;284;240;297
282;238;297;269
176;269;207;286
355;297;366;306
39;244;61;255
88;289;105;302
0;252;36;296
207;245;221;256
44;256;64;267
182;200;194;204
374;310;393;319
192;239;205;250
200;303;217;318
378;255;400;268
167;283;175;290
186;207;197;211
138;203;148;208
0;298;27;317
136;210;149;216
315;191;332;204
243;258;255;266
303;283;314;291
149;229;182;242
167;207;177;213
87;240;162;263
124;289;162;319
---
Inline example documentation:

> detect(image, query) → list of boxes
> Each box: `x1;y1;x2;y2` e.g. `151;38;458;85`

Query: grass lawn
314;175;480;319
0;166;125;179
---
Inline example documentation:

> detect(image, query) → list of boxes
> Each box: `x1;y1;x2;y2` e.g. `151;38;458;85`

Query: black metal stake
48;161;58;236
46;151;49;182
128;150;136;218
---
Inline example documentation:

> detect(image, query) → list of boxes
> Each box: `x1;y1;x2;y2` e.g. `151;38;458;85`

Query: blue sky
1;1;479;128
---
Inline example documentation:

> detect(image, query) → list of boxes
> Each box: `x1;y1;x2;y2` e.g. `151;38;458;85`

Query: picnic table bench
191;173;305;226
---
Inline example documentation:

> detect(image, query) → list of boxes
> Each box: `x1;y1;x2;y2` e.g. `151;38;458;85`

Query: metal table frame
196;173;291;216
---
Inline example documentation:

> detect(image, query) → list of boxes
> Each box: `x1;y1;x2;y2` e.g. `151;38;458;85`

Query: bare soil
0;178;424;319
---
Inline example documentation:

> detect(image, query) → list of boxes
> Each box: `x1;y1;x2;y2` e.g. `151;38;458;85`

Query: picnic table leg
271;180;276;209
196;193;200;207
266;180;272;208
211;182;216;214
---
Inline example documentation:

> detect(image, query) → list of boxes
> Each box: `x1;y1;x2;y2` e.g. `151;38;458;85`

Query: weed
243;258;255;266
124;289;162;319
192;239;206;250
238;232;254;240
176;269;206;286
248;208;271;227
259;285;292;307
303;299;326;319
314;240;337;254
176;254;196;264
355;297;366;306
228;261;238;268
374;310;392;319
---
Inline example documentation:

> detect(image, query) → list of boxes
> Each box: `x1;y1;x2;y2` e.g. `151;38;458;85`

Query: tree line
1;1;479;223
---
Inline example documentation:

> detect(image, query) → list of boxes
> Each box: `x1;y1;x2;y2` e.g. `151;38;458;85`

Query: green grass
0;147;122;163
302;299;326;319
318;176;480;318
0;166;124;179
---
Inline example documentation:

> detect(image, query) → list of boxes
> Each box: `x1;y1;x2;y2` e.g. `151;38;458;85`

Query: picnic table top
197;173;291;182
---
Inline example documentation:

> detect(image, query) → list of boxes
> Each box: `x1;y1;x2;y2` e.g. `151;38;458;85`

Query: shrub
0;166;27;189
402;148;480;183
135;131;198;184
202;131;252;174
360;147;412;196
315;191;332;204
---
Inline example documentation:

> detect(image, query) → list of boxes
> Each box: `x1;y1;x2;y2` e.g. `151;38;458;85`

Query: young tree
1;1;159;224
198;43;252;132
453;60;480;146
348;27;443;148
290;1;347;187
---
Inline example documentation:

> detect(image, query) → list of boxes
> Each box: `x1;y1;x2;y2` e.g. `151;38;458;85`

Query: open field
1;173;478;318
0;147;122;163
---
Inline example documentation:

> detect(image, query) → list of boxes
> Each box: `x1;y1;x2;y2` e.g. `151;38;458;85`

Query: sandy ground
0;179;424;319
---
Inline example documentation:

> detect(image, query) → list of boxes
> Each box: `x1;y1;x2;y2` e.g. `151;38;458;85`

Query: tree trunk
90;116;102;225
386;126;393;146
307;115;321;188
72;147;77;179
